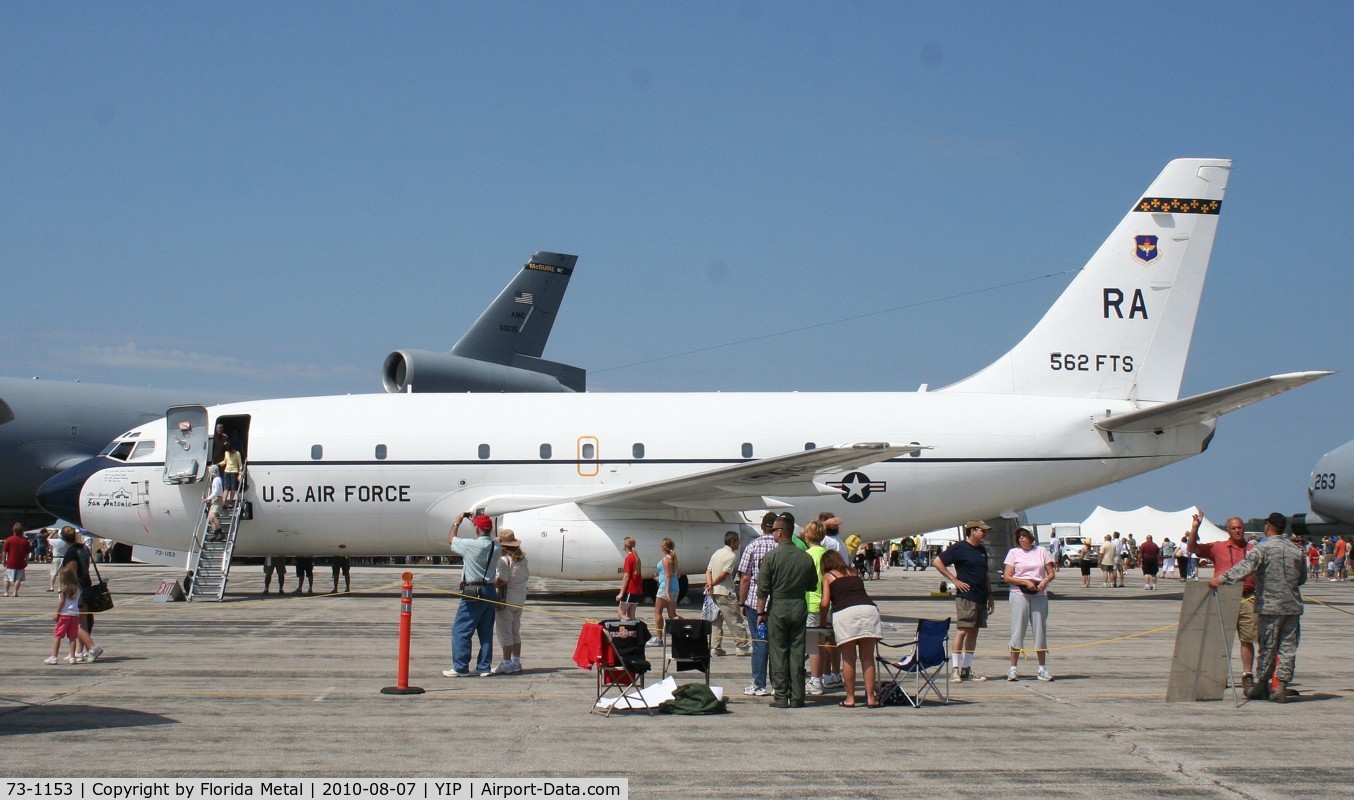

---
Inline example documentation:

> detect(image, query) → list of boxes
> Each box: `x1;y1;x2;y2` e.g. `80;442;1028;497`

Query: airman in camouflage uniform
1209;512;1307;703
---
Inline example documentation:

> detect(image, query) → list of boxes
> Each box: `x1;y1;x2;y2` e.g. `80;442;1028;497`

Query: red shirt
3;535;31;570
622;552;644;595
1138;541;1160;562
1195;537;1256;592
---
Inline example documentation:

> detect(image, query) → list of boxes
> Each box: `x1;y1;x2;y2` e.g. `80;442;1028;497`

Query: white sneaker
44;656;59;665
492;660;514;675
510;659;522;674
1037;667;1054;682
825;673;842;688
87;646;104;662
645;637;663;646
442;669;471;677
742;684;770;696
1007;667;1019;682
74;650;88;661
806;677;824;695
952;667;965;683
66;655;80;665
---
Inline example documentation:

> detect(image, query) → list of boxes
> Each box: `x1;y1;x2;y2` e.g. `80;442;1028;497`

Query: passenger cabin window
540;443;552;460
375;444;388;460
103;441;136;462
581;442;596;460
130;441;157;460
632;443;645;459
741;442;754;459
311;445;323;460
478;444;490;460
804;442;816;450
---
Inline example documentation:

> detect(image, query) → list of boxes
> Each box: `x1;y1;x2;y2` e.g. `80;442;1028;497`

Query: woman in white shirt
1003;528;1055;682
492;530;530;674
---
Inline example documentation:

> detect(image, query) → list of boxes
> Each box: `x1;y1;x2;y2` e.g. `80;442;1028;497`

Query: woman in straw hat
492;530;529;674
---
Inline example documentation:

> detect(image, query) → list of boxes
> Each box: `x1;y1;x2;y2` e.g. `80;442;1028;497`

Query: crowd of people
9;502;1316;701
435;508;896;708
3;524;107;664
427;506;1318;706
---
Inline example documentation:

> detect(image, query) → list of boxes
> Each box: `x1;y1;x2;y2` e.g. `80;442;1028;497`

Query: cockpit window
103;441;137;462
130;441;157;460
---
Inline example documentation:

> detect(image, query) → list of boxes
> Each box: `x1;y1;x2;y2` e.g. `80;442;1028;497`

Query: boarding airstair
185;466;247;602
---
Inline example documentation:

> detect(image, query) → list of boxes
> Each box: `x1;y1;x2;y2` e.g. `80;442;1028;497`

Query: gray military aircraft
1293;438;1354;537
1;251;582;528
382;250;583;393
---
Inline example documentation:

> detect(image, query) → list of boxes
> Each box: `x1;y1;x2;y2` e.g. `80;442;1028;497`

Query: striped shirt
737;533;778;610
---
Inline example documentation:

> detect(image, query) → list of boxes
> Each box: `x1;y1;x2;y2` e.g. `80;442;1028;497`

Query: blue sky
3;3;1352;526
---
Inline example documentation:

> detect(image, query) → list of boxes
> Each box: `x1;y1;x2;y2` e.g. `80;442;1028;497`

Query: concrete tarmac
2;562;1353;798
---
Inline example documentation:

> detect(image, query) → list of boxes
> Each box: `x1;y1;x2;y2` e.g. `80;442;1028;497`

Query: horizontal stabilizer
1095;371;1333;433
573;442;924;511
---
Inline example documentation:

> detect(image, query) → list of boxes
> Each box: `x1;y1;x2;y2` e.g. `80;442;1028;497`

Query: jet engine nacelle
382;349;582;394
498;504;733;581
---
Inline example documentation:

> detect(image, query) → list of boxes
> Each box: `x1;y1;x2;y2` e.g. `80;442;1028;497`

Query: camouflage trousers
1255;614;1301;685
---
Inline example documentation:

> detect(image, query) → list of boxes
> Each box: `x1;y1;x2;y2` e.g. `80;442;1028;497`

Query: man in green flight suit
756;514;820;708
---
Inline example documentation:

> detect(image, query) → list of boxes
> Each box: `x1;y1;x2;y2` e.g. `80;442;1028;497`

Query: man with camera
445;512;498;678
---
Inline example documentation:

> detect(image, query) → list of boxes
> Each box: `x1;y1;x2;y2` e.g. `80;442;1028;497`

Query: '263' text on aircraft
38;159;1330;585
1293;438;1354;537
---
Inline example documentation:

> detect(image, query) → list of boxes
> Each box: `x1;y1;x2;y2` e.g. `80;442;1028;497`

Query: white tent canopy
1079;505;1227;545
919;527;963;548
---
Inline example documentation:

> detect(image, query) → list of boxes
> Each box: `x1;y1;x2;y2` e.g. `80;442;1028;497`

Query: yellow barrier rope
4;580;1345;661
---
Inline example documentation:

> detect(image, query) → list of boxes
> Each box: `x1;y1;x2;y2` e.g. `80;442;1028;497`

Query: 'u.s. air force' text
261;485;411;503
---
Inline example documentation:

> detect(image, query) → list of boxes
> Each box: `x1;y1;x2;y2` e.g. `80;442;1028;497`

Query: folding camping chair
592;619;654;716
661;618;712;685
875;617;951;707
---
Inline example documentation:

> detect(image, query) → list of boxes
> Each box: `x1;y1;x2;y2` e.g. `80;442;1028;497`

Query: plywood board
1166;581;1242;702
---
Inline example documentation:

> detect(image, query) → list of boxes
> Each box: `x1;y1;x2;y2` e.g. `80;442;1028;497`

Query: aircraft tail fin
381;251;584;393
453;251;577;361
941;159;1231;402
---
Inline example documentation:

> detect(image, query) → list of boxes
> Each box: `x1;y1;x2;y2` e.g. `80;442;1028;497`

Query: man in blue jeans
737;512;781;696
445;513;498;677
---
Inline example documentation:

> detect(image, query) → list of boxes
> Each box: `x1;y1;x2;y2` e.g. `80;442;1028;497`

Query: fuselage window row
254;440;785;463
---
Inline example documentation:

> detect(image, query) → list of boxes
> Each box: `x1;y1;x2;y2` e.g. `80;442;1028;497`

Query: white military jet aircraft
1;251;582;529
39;159;1330;580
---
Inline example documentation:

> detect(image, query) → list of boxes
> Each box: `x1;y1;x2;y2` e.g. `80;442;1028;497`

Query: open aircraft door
164;405;209;484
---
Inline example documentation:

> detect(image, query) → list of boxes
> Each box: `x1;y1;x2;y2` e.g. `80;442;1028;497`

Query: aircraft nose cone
37;458;104;527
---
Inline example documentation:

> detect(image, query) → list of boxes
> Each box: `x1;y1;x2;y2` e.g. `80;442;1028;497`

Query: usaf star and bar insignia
827;471;887;504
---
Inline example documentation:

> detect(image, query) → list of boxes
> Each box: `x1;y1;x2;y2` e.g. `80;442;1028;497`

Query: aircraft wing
575;442;924;511
1095;371;1333;433
473;442;924;515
